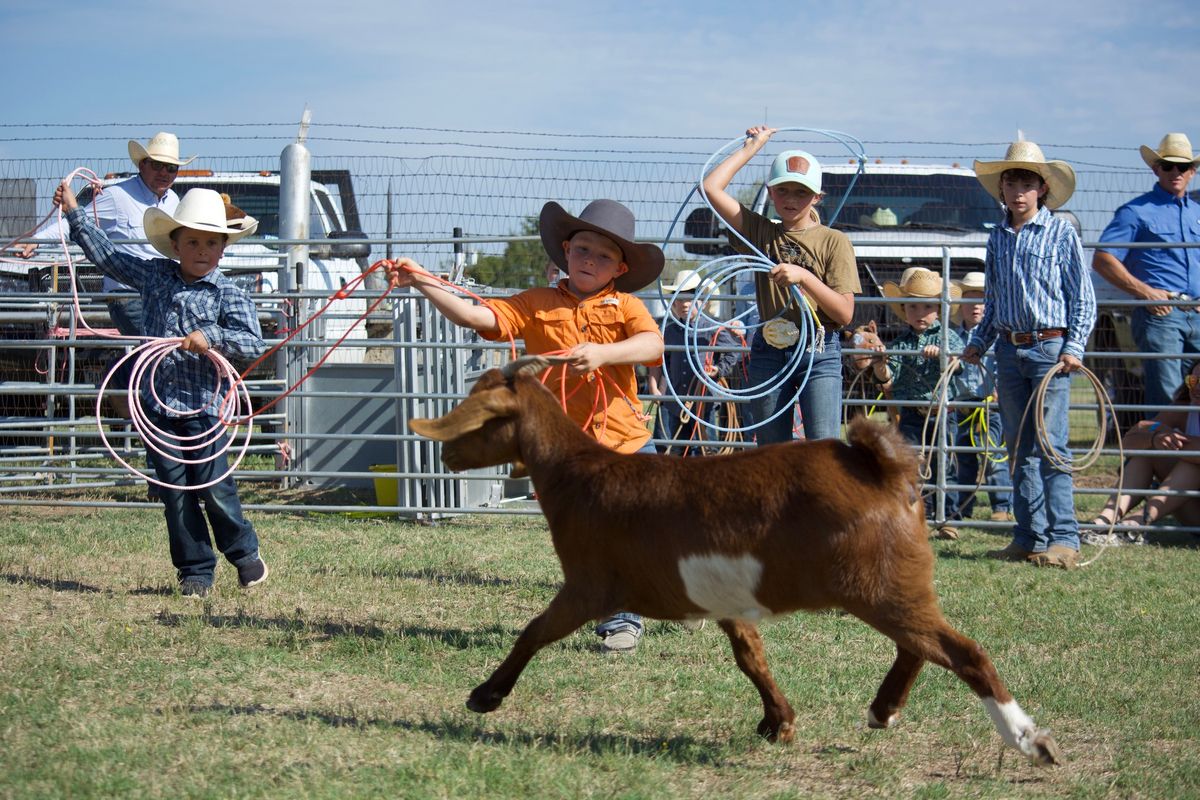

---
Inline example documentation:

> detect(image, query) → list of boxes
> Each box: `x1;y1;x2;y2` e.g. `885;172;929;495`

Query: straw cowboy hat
950;271;986;322
539;199;664;293
144;188;258;259
128;132;196;169
881;268;961;318
952;271;986;295
1139;133;1199;168
662;269;706;293
973;140;1076;210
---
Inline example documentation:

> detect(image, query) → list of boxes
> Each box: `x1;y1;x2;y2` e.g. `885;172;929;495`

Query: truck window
764;172;1001;231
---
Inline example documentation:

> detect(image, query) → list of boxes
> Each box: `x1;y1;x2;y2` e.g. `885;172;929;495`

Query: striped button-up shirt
67;207;266;414
968;206;1096;361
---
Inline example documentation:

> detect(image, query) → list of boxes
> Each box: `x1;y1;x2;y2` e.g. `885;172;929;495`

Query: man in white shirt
19;132;194;416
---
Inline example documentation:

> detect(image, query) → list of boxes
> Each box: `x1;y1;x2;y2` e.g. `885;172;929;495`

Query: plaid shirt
886;320;964;403
67;208;265;414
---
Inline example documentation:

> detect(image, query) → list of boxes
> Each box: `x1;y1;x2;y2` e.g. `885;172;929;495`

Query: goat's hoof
1025;729;1061;766
867;708;900;729
756;718;795;744
466;687;504;714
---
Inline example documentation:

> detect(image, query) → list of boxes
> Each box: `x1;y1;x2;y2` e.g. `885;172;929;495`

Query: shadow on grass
308;564;561;591
1;572;103;593
154;609;517;649
181;702;726;763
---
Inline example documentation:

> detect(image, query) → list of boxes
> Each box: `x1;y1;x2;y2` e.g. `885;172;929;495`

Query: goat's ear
409;393;518;441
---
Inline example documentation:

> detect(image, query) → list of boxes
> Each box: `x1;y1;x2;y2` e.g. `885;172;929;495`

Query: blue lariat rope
656;127;867;435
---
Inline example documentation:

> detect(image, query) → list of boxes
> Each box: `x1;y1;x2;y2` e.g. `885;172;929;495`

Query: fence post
279;142;311;487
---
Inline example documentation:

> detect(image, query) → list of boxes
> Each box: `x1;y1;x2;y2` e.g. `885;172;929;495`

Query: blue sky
3;0;1198;168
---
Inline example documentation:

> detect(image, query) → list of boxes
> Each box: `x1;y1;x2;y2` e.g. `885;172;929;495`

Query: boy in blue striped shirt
56;183;269;598
962;141;1096;569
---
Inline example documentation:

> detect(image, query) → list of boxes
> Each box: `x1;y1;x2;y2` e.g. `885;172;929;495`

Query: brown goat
409;355;1060;765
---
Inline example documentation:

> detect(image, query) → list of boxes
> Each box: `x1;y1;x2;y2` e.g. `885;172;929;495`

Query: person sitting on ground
869;267;963;539
54;183;268;599
1086;364;1200;545
386;199;665;654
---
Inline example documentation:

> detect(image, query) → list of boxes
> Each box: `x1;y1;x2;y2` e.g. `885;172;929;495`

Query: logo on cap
786;155;810;175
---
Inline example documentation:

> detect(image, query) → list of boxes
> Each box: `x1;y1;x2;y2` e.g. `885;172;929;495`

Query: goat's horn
500;354;570;379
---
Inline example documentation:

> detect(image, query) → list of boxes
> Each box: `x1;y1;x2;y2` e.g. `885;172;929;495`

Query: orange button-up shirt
481;281;662;453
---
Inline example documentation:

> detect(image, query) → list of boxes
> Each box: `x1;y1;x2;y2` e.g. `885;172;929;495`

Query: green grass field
1;504;1198;799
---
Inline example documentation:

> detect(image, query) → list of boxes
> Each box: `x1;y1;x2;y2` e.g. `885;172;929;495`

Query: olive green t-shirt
728;204;861;330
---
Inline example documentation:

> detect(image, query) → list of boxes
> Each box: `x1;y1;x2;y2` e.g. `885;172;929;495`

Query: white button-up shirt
32;175;179;292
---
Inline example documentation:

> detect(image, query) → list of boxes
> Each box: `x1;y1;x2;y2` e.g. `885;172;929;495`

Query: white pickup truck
685;162;1004;338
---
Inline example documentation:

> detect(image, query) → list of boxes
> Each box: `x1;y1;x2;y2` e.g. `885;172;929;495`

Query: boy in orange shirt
387;199;664;650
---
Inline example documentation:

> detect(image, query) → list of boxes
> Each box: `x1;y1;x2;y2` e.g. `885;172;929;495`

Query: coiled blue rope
656;127;867;434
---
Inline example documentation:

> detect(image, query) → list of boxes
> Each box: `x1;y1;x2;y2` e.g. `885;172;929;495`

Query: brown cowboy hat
973;140;1076;210
539;200;664;293
881;268;962;319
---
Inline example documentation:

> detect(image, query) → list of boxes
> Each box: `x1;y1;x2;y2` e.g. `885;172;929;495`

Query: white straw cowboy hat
1139;133;1199;168
881;268;961;319
128;132;196;169
144;188;258;259
540;199;665;293
950;272;986;322
952;271;986;294
662;269;706;293
973;140;1076;210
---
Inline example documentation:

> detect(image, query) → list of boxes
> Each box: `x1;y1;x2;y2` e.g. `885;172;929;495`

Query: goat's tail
845;416;921;496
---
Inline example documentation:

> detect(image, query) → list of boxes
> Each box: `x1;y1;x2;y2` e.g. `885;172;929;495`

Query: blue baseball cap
767;149;822;194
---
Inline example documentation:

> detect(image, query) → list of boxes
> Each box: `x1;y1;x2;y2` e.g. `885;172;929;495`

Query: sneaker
1030;544;1079;570
237;558;269;589
1081;531;1122;547
179;579;211;599
986;542;1036;562
595;617;642;653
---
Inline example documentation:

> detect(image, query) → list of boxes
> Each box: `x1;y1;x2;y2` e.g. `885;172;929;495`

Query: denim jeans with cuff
994;337;1079;552
145;409;262;585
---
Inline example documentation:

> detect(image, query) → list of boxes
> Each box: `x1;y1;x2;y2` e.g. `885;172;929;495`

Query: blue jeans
955;403;1012;517
897;407;958;522
145;409;261;584
994;338;1078;552
746;328;843;444
1132;307;1200;411
106;293;144;392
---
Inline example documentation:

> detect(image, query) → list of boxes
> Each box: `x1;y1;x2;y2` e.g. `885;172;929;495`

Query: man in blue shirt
1094;133;1200;411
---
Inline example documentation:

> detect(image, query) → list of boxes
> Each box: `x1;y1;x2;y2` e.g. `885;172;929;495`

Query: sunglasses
144;159;179;174
1186;374;1200;389
1157;161;1195;174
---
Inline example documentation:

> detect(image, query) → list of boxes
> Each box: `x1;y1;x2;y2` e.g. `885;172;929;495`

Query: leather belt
1005;328;1065;345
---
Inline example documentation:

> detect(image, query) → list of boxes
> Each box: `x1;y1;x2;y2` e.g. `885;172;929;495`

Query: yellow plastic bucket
369;464;398;506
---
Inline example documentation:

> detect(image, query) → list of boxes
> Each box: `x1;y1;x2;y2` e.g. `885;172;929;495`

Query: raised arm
701;126;776;232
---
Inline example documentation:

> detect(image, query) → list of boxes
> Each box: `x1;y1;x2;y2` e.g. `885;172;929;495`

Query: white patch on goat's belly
677;554;774;620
